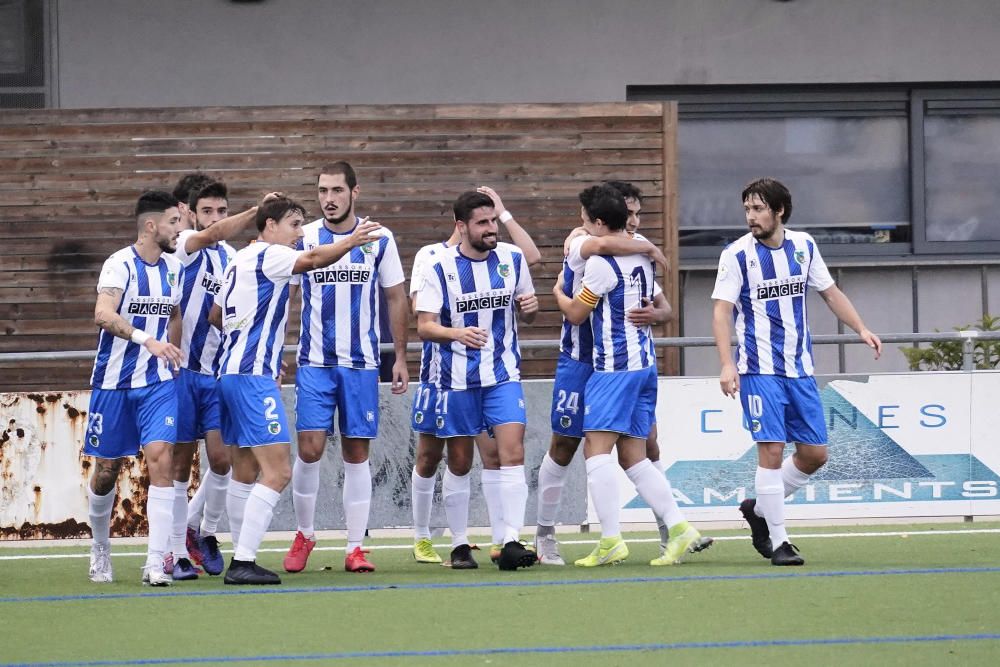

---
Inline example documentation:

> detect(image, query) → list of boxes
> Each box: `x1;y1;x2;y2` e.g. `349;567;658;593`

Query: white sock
171;480;190;558
411;468;436;540
755;466;789;549
343;460;372;551
536;453;569;528
88;486;116;547
649;458;670;541
233;484;280;562
292;457;321;538
782;456;812;497
586;454;620;539
480;468;505;545
145;485;174;566
443;469;471;548
499;465;528;544
226;480;254;548
186;476;207;530
626;459;685;529
200;470;230;536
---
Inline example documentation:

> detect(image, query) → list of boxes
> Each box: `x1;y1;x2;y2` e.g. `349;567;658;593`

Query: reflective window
678;117;910;248
924;114;1000;242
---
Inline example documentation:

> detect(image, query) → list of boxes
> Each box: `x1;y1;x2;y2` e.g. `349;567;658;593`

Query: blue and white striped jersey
711;229;834;378
90;246;183;390
216;242;298;380
295;218;404;369
410;241;452;384
415;242;534;391
580;252;657;372
173;230;235;375
558;235;592;362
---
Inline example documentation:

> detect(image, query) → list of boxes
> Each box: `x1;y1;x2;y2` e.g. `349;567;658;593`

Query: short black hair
453;191;494;223
318;161;358;190
172;172;214;205
256;195;306;232
605;180;643;203
579;184;628;231
189;181;228;211
135;190;179;218
742;177;792;224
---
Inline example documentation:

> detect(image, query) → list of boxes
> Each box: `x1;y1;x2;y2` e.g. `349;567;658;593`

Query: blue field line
4;633;1000;666
2;565;998;605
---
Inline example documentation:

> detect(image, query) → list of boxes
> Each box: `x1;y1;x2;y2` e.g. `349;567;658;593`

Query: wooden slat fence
0;103;678;391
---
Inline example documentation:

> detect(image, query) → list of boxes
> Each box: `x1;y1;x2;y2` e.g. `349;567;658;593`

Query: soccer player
414;190;539;571
409;186;541;567
554;185;711;567
168;183;276;579
283;161;409;574
213;196;382;585
83;191;185;586
535;182;678;565
172;172;214;232
712;178;882;566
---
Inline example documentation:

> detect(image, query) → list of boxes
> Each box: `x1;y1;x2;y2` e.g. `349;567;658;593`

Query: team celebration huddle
82;161;881;586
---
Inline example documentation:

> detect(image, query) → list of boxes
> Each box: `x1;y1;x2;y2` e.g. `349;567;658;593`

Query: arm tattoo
95;287;134;340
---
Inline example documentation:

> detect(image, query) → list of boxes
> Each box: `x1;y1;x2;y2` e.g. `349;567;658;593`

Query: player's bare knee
549;435;578;466
91;458;122;495
296;432;326;463
206;449;231;475
798;446;828;472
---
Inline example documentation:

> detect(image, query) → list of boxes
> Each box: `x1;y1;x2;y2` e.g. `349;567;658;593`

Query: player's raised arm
183;191;282;254
292;219;382;274
477;186;542;268
580;235;667;273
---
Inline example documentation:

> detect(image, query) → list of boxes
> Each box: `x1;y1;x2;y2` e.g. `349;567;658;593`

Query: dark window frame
629;83;1000;261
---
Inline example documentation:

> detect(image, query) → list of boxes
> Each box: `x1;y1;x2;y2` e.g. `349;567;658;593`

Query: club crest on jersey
89;435;99;447
794;250;806;265
361;242;375;255
497;263;511;278
267;421;281;435
167;272;176;287
750;419;762;433
414;411;424;424
560;415;571;429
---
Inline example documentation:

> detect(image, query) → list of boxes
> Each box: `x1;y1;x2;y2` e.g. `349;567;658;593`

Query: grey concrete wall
55;0;1000;108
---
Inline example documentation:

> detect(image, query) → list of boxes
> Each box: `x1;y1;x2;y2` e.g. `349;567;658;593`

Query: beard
157;236;177;253
469;234;497;253
750;224;776;241
323;197;354;226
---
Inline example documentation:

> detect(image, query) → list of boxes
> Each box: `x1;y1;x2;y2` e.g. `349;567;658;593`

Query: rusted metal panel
0;391;152;539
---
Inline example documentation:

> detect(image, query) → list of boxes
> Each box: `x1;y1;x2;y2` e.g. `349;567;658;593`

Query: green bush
900;314;1000;370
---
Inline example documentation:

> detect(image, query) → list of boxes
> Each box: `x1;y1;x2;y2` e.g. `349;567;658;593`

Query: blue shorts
550;354;592;438
583;366;657;439
83;381;177;459
411;382;438;435
435;382;526;439
176;368;221;442
219;374;290;447
295;366;379;439
739;374;827;445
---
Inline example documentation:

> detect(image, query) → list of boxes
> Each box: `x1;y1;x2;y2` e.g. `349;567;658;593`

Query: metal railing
2;331;999;371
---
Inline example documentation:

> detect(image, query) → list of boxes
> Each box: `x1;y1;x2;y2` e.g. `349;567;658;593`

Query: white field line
2;528;1000;561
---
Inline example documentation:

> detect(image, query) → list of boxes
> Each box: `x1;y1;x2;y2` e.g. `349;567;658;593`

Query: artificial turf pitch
2;523;999;666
